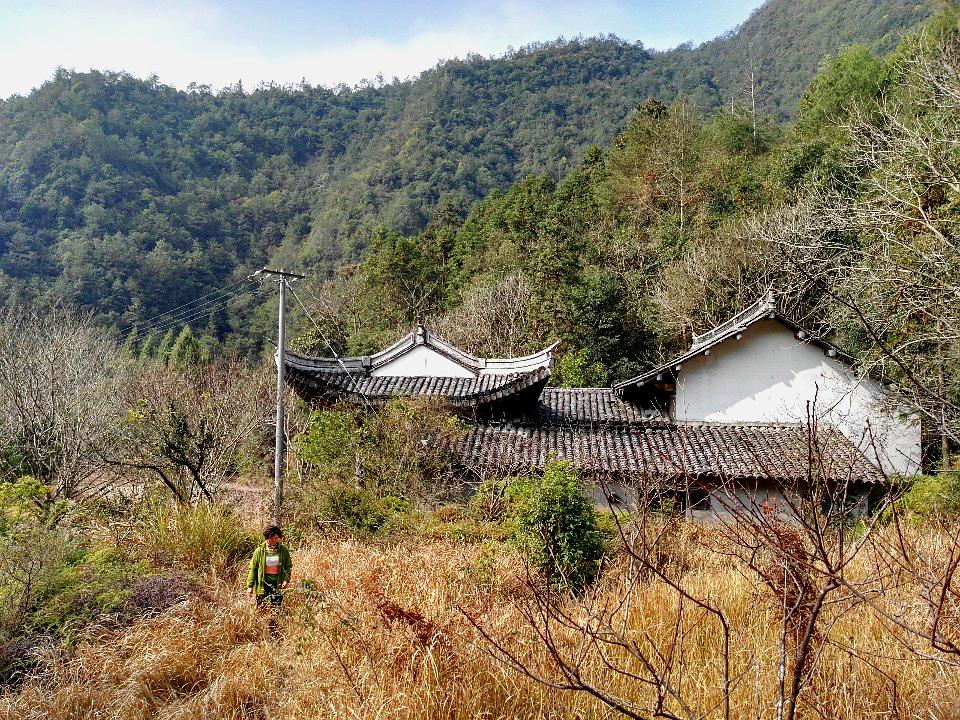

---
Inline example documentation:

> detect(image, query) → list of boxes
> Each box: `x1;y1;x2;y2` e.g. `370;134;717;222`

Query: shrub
552;347;609;388
888;473;960;523
511;461;606;592
468;476;514;521
296;407;361;483
297;398;465;505
309;483;411;535
28;546;142;642
133;500;257;574
0;481;167;685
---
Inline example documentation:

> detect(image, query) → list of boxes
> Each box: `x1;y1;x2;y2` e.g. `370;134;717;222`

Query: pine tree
121;328;140;357
169;325;203;368
139;333;156;361
206;307;228;340
156;329;177;366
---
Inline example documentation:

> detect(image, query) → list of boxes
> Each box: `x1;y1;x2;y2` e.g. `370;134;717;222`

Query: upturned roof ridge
613;290;848;392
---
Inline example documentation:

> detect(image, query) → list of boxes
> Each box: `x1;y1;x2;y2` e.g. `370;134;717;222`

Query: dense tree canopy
295;5;960;471
0;0;928;354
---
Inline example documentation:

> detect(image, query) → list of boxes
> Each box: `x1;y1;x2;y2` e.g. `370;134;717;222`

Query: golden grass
4;526;959;719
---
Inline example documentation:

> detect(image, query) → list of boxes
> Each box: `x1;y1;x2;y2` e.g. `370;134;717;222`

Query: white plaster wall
674;322;921;476
371;345;475;378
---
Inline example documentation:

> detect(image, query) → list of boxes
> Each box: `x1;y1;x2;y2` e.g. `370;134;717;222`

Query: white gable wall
370;344;476;378
674;321;921;476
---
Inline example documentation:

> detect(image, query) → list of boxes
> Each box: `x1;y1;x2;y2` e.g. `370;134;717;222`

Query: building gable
615;293;921;476
371;343;476;378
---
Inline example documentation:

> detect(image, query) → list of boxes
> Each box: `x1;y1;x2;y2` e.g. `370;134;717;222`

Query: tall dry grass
3;526;959;719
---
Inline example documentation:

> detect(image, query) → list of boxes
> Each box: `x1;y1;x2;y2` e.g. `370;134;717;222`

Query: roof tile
447;422;883;484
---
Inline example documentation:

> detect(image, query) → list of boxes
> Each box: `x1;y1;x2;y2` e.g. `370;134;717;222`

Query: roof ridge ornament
615;290;854;393
691;289;778;350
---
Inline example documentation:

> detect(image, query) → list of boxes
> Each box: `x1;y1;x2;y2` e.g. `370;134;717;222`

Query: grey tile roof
448;422;883;484
524;388;665;426
286;364;551;408
284;326;556;376
614;291;849;392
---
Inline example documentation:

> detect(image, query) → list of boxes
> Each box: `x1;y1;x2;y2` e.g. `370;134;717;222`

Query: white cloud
0;0;691;98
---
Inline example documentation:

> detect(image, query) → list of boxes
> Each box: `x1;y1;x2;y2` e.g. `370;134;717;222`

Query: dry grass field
3;521;959;720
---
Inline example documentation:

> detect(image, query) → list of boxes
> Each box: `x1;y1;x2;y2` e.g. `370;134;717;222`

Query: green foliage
296;408;361;482
26;546;142;643
121;328;140;357
795;46;891;133
306;483;411;535
890;474;960;523
510;461;606;591
0;476;55;533
168;325;203;368
552;348;609;388
155;329;176;366
138;333;156;360
297;399;464;503
778;45;891;189
0;490;143;669
132;500;256;573
0;1;928;354
468;477;515;522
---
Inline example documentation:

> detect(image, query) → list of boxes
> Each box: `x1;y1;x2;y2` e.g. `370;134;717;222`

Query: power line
287;281;375;413
133;283;268;340
135;286;262;339
117;277;254;336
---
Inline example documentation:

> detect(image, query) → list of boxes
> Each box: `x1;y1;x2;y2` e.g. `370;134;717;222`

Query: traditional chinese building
285;295;918;515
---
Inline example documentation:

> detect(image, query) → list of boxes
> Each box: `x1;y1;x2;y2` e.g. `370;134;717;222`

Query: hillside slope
0;0;928;349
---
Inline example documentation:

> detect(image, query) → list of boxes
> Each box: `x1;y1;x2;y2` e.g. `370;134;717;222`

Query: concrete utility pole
256;267;306;525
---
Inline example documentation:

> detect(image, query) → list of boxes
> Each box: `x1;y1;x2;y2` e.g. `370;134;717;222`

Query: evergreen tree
169;326;203;368
138;333;156;361
206;307;228;341
121;328;140;357
156;329;177;366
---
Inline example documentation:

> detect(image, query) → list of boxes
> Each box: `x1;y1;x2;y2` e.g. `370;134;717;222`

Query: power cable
286;280;374;412
134;283;268;340
116;277;254;336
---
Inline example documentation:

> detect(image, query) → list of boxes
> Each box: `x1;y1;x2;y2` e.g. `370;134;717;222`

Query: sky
0;0;762;99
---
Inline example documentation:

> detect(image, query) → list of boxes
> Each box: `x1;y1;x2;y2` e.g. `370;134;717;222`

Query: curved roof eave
613;296;851;393
285;324;557;377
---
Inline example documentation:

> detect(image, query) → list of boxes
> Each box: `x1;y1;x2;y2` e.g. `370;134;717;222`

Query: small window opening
688;487;711;511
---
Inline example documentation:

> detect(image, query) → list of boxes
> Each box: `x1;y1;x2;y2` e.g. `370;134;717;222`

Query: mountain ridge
0;0;930;351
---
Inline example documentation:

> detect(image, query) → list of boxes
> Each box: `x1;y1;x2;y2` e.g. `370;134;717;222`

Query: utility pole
255;267;306;525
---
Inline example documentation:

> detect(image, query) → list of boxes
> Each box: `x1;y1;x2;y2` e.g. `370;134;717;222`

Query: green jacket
247;541;292;596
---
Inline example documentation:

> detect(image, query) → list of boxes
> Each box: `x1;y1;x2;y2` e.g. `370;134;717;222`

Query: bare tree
467;416;902;720
756;31;960;454
427;272;535;357
466;510;733;720
109;361;274;504
0;306;130;500
833;500;960;665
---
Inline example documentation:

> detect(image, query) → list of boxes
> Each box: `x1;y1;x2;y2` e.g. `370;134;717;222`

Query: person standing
246;525;292;608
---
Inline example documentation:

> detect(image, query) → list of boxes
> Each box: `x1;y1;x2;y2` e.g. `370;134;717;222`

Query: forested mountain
0;0;928;352
296;5;960;467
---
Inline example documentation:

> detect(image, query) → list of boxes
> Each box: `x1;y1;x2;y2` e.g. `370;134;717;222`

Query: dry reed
2;526;958;719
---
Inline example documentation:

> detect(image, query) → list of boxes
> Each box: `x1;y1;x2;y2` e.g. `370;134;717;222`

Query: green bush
0;522;143;672
28;546;142;643
297;399;465;505
296;408;361;483
888;473;960;523
468;477;514;521
552;348;610;388
310;483;411;535
511;461;606;592
134;500;257;574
